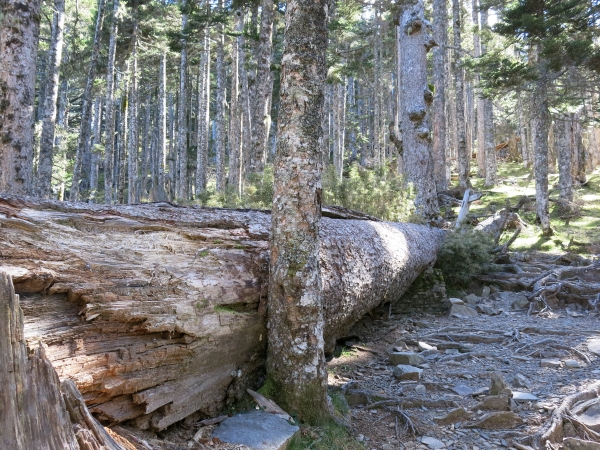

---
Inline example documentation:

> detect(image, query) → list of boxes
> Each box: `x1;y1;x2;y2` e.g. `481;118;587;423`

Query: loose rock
388;352;426;366
540;359;562;368
449;304;478;318
393;364;423;381
467;411;524;430
433;407;472;425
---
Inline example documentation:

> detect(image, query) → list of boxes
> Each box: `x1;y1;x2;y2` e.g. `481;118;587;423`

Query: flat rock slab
388;352;426;366
393;364;423;380
449;304;478;318
541;359;562;368
451;384;474;396
573;398;600;431
433;407;472;425
467;411;524;430
421;436;446;449
212;410;299;450
512;391;539;403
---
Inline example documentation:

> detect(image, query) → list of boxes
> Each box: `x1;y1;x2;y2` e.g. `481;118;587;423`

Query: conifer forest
2;0;600;448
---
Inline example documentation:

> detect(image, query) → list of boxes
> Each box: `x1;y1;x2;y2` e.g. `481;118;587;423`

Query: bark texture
0;0;41;196
556;115;573;204
398;0;439;219
268;0;330;423
0;272;126;450
432;0;448;191
37;0;66;198
0;195;443;430
103;0;119;204
215;4;226;192
176;0;189;201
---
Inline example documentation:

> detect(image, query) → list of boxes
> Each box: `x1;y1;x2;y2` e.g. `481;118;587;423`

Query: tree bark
398;0;440;219
555;114;573;205
249;0;275;175
103;0;118;204
176;0;189;201
154;51;168;202
215;2;226;193
228;10;244;197
72;0;106;202
0;195;443;430
88;98;102;203
479;8;497;187
268;0;330;423
0;0;41;196
196;25;210;196
472;0;485;178
37;0;66;198
128;3;139;204
432;0;448;191
452;0;470;187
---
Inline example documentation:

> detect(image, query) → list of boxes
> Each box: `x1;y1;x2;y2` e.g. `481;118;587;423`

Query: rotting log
0;272;128;450
0;195;444;430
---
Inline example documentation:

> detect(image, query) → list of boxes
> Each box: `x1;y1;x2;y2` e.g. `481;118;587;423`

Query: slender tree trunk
373;9;383;167
103;0;118;204
332;81;346;178
479;8;497;187
168;93;175;199
556;114;573;204
322;84;332;166
571;112;587;184
472;0;485;178
154;51;168;201
268;0;329;423
517;93;529;167
0;0;41;196
176;0;189;200
195;26;210;195
452;0;470;187
228;10;244;197
533;54;552;236
37;0;65;198
398;0;439;219
432;0;448;191
72;0;105;201
215;2;226;193
128;2;139;204
117;92;128;204
249;0;275;175
88;98;102;203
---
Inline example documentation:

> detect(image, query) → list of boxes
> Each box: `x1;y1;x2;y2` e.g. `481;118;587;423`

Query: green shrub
434;229;494;288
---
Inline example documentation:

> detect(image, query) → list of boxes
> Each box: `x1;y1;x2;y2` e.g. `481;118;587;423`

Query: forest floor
111;165;600;450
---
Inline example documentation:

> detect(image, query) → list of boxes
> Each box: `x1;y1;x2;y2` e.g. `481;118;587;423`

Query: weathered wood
0;195;443;430
0;272;126;449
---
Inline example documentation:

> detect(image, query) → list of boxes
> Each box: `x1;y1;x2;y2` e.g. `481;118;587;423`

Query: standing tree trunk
0;0;41;196
196;24;210;196
479;8;497;187
215;0;226;193
128;2;139;204
452;0;470;187
472;0;485;178
249;0;275;175
88;98;102;202
154;51;168;201
533;53;552;236
432;0;448;191
517;93;529;167
72;0;106;201
555;114;573;205
268;0;330;424
103;0;118;204
398;0;439;219
228;10;244;197
177;0;189;200
37;0;65;198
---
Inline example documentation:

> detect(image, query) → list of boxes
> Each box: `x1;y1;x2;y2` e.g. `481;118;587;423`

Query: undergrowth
288;420;364;450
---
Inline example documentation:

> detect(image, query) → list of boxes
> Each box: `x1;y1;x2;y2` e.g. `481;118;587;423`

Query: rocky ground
111;252;600;450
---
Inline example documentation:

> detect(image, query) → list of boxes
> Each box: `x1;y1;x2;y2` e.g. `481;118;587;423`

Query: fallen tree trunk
0;272;129;450
0;195;443;430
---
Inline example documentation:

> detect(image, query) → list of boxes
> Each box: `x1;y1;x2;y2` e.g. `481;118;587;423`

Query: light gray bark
479;8;497;187
215;1;226;193
154;51;168;201
103;0;118;204
72;0;105;202
37;0;66;198
0;0;41;196
269;0;330;422
571;112;587;184
128;5;139;204
432;0;448;191
398;0;440;219
196;24;210;196
228;10;244;197
177;0;189;200
88;98;102;203
472;0;485;178
250;0;275;175
555;114;573;204
452;0;470;187
332;80;346;178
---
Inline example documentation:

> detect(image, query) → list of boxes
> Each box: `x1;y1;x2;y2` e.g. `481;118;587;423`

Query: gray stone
573;398;600;432
451;384;474;396
565;359;583;369
388;352;426;366
482;286;491;298
477;394;510;411
511;373;530;388
414;384;427;394
449;304;478;318
512;391;539;403
393;339;409;351
511;294;530;309
563;438;600;450
490;285;500;294
490;373;508;396
540;359;562;368
476;304;500;315
212;410;299;450
588;339;600;356
393;364;423;381
421;436;446;449
449;297;464;305
464;294;481;305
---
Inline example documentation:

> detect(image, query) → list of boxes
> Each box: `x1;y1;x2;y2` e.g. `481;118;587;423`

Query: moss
197;250;210;258
213;305;238;314
288;420;364;450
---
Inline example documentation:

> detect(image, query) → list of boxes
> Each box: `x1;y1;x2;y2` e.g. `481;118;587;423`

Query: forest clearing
2;0;600;448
